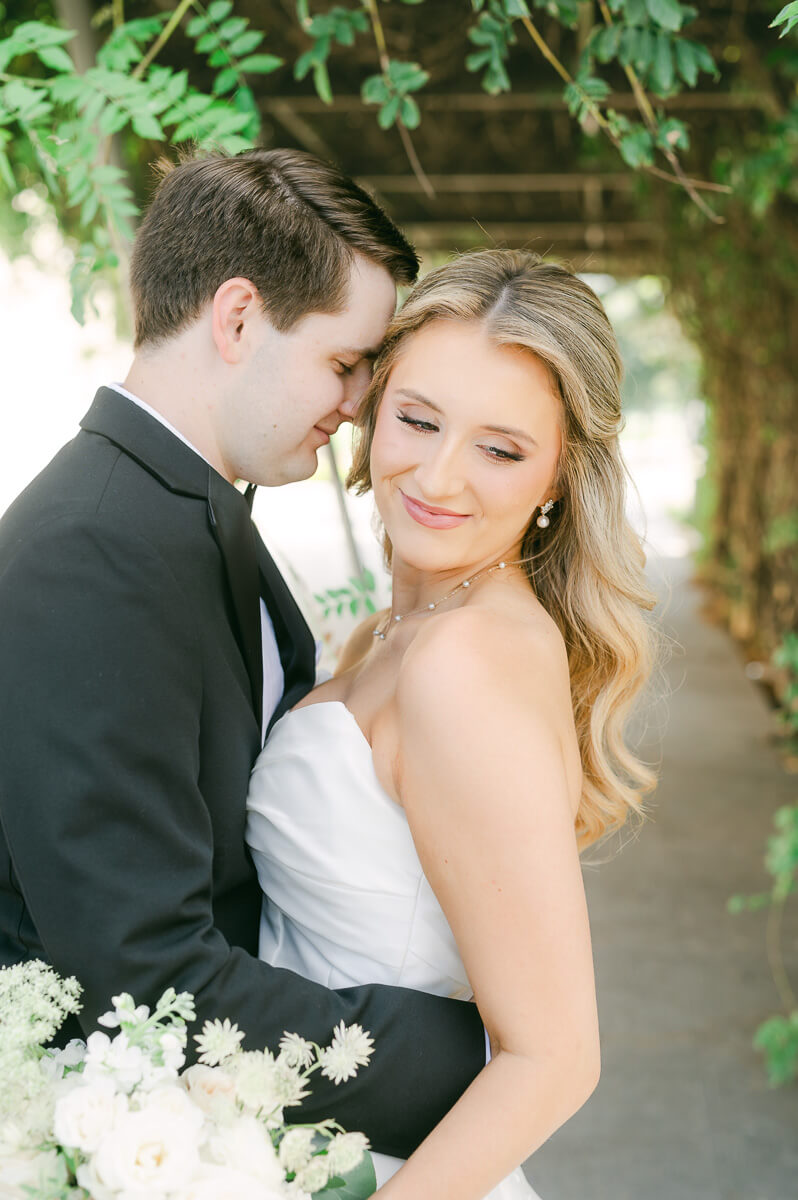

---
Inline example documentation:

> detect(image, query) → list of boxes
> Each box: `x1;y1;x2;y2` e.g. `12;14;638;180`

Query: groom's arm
0;512;485;1157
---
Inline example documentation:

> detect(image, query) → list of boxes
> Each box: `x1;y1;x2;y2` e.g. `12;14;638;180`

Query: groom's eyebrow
340;346;380;360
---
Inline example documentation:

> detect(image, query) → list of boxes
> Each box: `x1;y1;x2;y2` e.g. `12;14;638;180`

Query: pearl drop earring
536;499;555;529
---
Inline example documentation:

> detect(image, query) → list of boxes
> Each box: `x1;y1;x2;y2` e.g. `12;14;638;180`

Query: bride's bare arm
376;607;600;1200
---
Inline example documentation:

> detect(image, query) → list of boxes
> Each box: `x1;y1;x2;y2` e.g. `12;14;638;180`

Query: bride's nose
414;441;466;501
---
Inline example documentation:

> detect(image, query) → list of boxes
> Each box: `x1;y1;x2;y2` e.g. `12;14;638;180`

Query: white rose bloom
90;1106;201;1195
0;1146;61;1200
138;1084;205;1136
173;1163;286;1200
181;1064;238;1119
53;1079;128;1153
206;1114;284;1190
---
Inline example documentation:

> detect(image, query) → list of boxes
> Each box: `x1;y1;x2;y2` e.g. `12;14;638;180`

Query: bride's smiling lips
399;489;471;530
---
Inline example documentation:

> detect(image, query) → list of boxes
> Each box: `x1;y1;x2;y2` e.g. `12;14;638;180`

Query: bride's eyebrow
394;388;538;448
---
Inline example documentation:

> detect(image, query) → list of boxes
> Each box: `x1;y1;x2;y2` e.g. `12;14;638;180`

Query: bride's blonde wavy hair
348;248;659;851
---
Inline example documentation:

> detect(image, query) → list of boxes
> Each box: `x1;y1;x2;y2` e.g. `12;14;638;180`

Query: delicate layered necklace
372;557;526;641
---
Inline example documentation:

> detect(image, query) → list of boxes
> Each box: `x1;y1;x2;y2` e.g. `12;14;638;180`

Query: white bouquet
0;960;376;1200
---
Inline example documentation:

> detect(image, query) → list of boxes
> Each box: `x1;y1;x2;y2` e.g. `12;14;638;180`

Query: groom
0;149;485;1153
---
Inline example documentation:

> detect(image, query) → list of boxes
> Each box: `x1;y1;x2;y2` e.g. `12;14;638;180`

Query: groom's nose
338;390;362;422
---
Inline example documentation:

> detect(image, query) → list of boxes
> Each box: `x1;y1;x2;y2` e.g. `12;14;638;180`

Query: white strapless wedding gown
246;700;541;1199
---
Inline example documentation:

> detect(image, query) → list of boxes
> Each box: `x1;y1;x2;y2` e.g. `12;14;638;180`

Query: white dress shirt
108;384;284;743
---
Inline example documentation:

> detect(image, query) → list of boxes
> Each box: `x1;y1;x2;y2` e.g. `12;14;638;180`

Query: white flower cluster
0;962;375;1200
0;960;82;1134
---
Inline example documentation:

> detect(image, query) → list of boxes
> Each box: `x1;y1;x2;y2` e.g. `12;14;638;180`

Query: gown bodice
246;700;472;1001
245;700;540;1199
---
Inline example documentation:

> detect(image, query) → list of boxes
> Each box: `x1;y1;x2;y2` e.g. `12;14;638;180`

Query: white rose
138;1084;205;1136
206;1114;284;1189
173;1163;286;1200
90;1106;201;1195
182;1064;238;1119
53;1080;128;1153
0;1147;61;1200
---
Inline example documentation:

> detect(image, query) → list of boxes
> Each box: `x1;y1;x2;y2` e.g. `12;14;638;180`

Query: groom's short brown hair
130;148;418;348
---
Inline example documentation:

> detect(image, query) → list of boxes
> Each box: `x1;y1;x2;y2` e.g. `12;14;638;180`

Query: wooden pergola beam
406;221;663;248
264;90;775;115
363;173;636;193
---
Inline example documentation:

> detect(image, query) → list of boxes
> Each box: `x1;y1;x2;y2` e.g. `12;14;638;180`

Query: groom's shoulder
0;426;206;567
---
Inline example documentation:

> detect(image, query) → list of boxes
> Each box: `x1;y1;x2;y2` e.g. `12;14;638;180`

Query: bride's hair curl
347;248;660;852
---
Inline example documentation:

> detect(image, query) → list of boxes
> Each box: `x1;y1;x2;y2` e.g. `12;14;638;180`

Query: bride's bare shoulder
398;599;569;708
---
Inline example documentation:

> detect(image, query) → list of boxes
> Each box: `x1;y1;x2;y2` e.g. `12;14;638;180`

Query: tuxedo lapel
207;472;264;732
81;388;264;729
254;535;317;730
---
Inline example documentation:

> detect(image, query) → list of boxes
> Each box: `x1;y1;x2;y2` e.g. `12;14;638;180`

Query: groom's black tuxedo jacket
0;388;484;1155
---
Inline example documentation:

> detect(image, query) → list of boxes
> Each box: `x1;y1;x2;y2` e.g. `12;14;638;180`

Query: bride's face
370;319;562;576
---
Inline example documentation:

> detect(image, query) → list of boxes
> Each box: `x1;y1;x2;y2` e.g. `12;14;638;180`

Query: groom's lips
399;490;470;530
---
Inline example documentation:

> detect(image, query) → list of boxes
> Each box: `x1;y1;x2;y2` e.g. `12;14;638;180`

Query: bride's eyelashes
395;412;526;464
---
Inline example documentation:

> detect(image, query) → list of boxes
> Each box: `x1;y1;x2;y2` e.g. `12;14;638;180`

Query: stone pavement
523;555;798;1200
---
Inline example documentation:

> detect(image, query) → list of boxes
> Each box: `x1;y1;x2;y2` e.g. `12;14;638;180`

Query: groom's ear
211;277;264;365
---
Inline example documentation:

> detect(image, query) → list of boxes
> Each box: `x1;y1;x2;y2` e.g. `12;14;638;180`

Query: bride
246;249;657;1199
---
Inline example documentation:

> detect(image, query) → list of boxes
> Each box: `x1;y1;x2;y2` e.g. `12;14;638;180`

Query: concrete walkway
524;555;798;1200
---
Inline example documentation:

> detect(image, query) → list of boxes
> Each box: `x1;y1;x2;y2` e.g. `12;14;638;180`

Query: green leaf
131;111;165;139
593;25;621;63
361;74;390;104
207;0;234;22
313;62;333;105
623;0;648;23
218;17;249;41
619;125;654;167
0;151;15;189
49;74;84;103
36;44;74;72
196;32;222;53
483;58;511;95
314;1151;378;1199
645;0;684;32
186;14;210;37
656;116;689;151
378;94;401;129
229;31;264;56
399;95;421;128
674;38;698;85
212;67;240;95
294;48;315;81
772;2;798;37
650;33;675;92
208;47;233;67
239;53;283;74
690;41;718;77
502;0;530;16
98;103;129;135
465;48;493;71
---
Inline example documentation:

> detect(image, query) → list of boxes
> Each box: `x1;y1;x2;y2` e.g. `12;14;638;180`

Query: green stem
132;0;197;80
519;13;729;207
362;0;434;198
